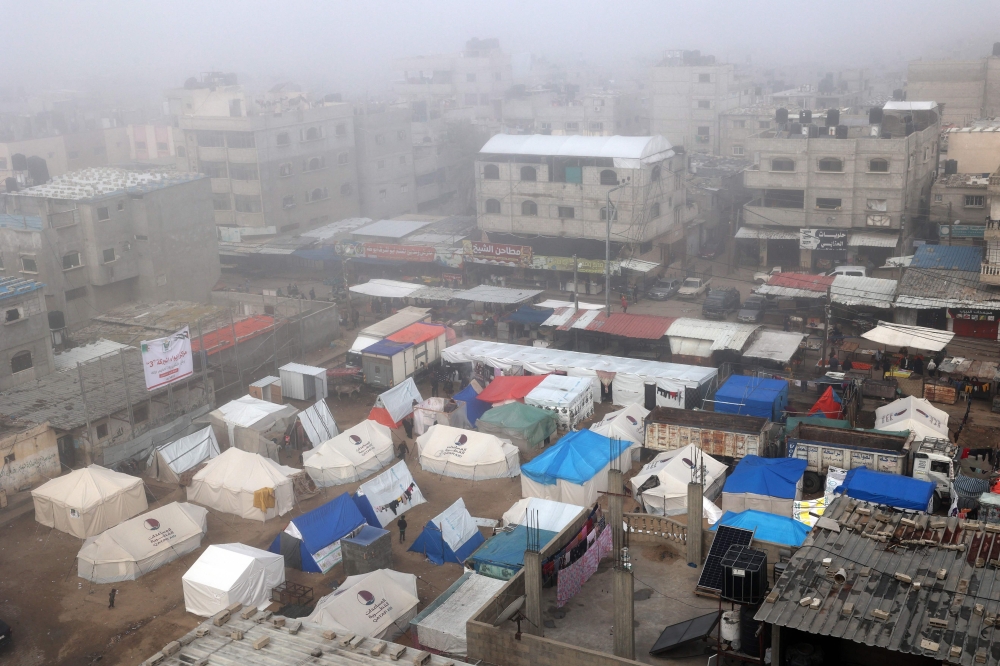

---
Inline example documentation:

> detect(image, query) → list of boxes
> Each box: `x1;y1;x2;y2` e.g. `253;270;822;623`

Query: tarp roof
589;403;649;446
353;461;427;528
835;467;935;511
360;307;431;338
350;279;426;298
742;330;805;364
521;429;631;486
454;285;542;304
714;375;788;420
351;335;381;353
476;374;548;403
352;219;433;238
734;227;799;240
545;309;675;339
861;321;954;351
710;510;810;547
268;493;367;573
410;572;507;656
723;456;807;500
374;377;423;424
192;315;276;355
480;134;674;162
630;445;727;521
297;400;339;447
502;305;555;325
213;395;297;429
756;272;833;298
468;524;558;570
478;401;557;449
453;383;491;426
387;322;447;346
536;299;605;310
501;497;584;533
666;318;761;353
147;426;220;477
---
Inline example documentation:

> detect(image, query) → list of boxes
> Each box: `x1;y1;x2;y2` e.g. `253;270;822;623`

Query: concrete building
944;124;1000;175
167;72;360;232
980;166;1000;286
740;102;941;269
720;106;776;160
502;89;649;137
931;173;990;235
0;276;54;390
0;168;221;331
353;104;416;219
907;47;1000;125
0;421;60;494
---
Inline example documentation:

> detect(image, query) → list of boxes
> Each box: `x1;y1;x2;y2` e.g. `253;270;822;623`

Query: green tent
477;402;557;450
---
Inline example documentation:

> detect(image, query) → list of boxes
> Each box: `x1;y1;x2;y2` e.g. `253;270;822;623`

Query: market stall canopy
32;465;148;538
302;420;395;486
502;305;555;325
307;569;419;641
501;497;585;532
349;279;425;299
862;321;954;351
145;426;220;484
454;285;543;304
874;396;949;441
630;445;727;521
182;543;285;617
186;448;297;521
416;424;521;480
477;374;549;404
742;331;806;365
269;493;367;572
408;497;485;565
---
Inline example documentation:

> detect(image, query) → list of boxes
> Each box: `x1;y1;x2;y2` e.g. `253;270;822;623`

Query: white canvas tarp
77;502;208;583
297;400;339;448
413;397;473;435
182;543;285;616
186;448;296;521
146;426;220;483
862;321;954;352
589;403;649;447
209;395;298;455
875;396;949;441
375;377;423;424
630;445;727;522
356;461;427;528
32;465;148;538
501;497;584;533
416;425;521;480
611;373;686;409
302;420;395;486
412;572;507;656
307;568;419;641
523;375;594;429
426;498;480;555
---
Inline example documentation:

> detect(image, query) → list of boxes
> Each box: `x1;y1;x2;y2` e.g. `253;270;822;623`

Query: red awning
192;315;278;355
593;313;675;340
387;322;448;346
476;374;549;403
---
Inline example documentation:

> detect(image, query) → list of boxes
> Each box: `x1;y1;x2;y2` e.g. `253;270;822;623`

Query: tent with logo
874;396;949;441
32;465;148;538
476;374;549;404
589;403;649;448
416;424;521;480
500;497;584;532
186;448;297;521
413;397;473;435
268;493;367;573
302;420;395;486
208;395;298;459
297;400;339;447
77;502;208;583
453;383;491;426
306;568;419;641
477;402;557;451
408;498;485;565
411;571;507;656
146;426;220;484
630;445;727;522
520;430;632;507
721;456;807;517
353;461;427;528
182;543;285;617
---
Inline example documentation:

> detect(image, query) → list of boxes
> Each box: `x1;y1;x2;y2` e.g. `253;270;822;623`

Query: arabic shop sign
462;240;532;266
939;224;986;239
364;243;435;263
800;228;847;250
530;255;621;275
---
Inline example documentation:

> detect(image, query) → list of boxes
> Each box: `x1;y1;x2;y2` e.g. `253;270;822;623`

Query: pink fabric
556;527;614;607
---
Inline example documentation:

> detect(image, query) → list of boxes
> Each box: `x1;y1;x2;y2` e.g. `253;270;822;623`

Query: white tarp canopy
480;134;674;165
356;461;427;528
307;568;419;641
77;502;208;583
146;426;220;484
454;285;543;304
416;425;521;480
32;465;148;538
611;373;686;410
302;420;395;486
501;497;585;533
589;403;649;447
375;377;423;424
298;400;339;448
413;397;473;435
742;331;807;364
349;279;425;299
186;448;297;521
351;335;381;353
875;396;949;441
862;321;954;352
182;543;285;617
411;572;507;656
630;445;727;522
524;375;595;430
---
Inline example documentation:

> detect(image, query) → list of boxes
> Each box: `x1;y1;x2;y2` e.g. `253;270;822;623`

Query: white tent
374;377;423;424
297;400;339;447
209;395;298;456
306;568;419;641
523;375;594;430
302;420;395;486
182;543;285;617
413;397;473;435
589;403;649;449
355;461;427;528
416;424;520;480
411;572;507;656
145;426;220;483
186;448;297;521
32;465;148;538
875;396;949;441
630;445;727;522
77;502;208;583
501;497;584;533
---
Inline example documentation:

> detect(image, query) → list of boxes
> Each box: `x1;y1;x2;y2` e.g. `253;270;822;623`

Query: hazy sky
4;0;1000;99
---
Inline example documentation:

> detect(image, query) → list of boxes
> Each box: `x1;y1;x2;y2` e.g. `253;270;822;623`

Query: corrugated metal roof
536;299;604;311
299;217;372;240
409;286;464;302
591;313;675;339
883;100;937;111
735;227;799;240
742;331;806;363
560;308;604;331
756;272;833;299
454;285;542;304
896;269;1000;310
666;318;761;352
349;279;425;298
351;219;432;239
541;307;578;328
830;276;897;308
620;258;661;273
848;232;899;248
53;340;133;372
13;168;204;200
191;315;277;355
911;245;982;271
479;134;674;161
756;494;1000;666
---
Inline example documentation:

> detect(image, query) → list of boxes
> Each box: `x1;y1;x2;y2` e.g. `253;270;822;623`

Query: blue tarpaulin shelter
711;510;810;547
503;305;555;325
269;493;367;573
363;339;413;357
722;456;807;517
835;467;935;511
454;384;491;426
520;429;633;506
467;525;558;580
408;498;485;565
714;375;788;421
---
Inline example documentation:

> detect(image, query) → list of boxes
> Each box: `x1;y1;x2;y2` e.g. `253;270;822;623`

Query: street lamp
605;177;631;316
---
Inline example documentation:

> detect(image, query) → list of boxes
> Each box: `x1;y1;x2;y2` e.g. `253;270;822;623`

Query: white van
827;265;867;277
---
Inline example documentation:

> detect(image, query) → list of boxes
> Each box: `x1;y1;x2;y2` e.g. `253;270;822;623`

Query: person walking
397;515;408;543
109;588;118;609
927;357;937;378
309;287;316;301
402;411;414;439
621;293;628;314
397;440;409;460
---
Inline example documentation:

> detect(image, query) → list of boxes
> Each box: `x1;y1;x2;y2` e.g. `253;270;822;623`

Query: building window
279;162;293;177
867;214;891;227
62;252;82;270
869;158;889;172
400;184;408;193
65;286;86;301
341;183;353;196
650;202;661;218
95;423;109;439
117;200;124;211
696;126;710;143
934;194;943;202
97;207;110;221
334;153;348;166
3;452;13;464
557;206;575;219
818;157;844;172
229;163;258;180
732;146;744;156
374;133;385;145
698;73;711;83
521;200;537;216
600;169;618;186
212;194;231;210
697;100;711;109
200;161;227;178
485;199;501;214
197;131;225;147
102;248;116;263
520;166;537;181
307;187;329;202
759;121;770;129
771;158;795;172
565;122;579;132
20;256;37;273
10;350;32;374
600;207;617;221
132;403;149;423
302;126;323;142
540;122;552;131
335;124;347;136
651;165;661;182
966;195;985;208
397;130;406;141
226;132;255;149
304;156;326;172
733;120;746;129
378;189;387;201
816;198;842;210
5;307;21;323
155;142;167;152
234;195;262;213
590;122;604;131
377;159;386;170
282;195;295;209
176;146;186;157
276;132;290;146
483;164;500;179
867;199;888;212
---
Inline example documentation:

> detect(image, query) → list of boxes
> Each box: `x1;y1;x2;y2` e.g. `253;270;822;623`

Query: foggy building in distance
0;168;221;330
720;106;775;160
353;104;417;219
166;73;361;232
0;276;55;390
502;88;650;137
907;46;1000;126
739;102;941;269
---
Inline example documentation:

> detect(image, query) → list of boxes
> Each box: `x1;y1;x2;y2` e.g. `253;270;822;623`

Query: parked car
702;288;741;319
754;266;782;283
827;265;867;278
646;277;682;301
737;295;769;323
699;241;722;259
677;275;712;299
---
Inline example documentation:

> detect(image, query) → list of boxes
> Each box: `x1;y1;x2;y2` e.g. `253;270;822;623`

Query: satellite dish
493;595;526;627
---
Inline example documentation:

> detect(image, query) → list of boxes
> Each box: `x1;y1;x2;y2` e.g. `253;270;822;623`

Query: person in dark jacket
842;357;853;372
397;441;409;459
397;515;408;543
109;588;118;609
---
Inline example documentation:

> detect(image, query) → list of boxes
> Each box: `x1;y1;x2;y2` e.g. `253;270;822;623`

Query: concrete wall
0;423;59;493
907;60;986;125
354;107;417;219
0;289;54;390
947;131;1000;175
931;181;989;225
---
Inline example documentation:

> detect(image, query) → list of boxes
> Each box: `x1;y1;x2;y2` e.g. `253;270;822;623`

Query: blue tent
714;375;789;421
521;429;631;487
352;493;381;528
711;510;810;547
467;525;558;580
408;500;486;566
454;384;491;426
835;467;934;511
269;493;367;573
723;456;807;500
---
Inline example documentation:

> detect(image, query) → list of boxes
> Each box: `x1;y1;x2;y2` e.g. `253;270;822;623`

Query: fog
4;0;1000;98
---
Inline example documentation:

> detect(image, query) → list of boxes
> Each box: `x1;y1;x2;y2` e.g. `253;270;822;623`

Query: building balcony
743;169;809;190
989;174;1000;196
743;201;806;228
231;179;261;196
210;178;231;194
197;146;227;162
227;147;259;164
981;262;1000;285
986;219;1000;241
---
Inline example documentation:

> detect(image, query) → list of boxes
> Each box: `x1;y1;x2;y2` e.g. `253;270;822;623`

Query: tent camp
269;493;367;573
32;465;148;538
477;402;557;451
307;569;419;641
297;400;339;447
416;425;521;480
302;420;395;486
409;498;485;565
182;543;285;617
520;430;632;506
145;426;220;484
453;383;491;426
874;396;949;441
835;467;935;512
710;510;810;548
208;395;299;459
186;448;297;521
524;374;595;430
411;571;507;656
374;377;423;424
353;461;427;528
713;375;788;421
589;403;649;448
413;397;473;436
77;502;208;583
721;456;807;517
500;497;584;533
476;374;548;404
630;445;727;522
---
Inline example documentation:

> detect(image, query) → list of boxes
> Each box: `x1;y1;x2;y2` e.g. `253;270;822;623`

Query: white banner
141;326;194;390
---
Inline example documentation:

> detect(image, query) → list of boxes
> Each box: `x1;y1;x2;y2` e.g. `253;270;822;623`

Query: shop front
949;308;1000;340
800;228;847;271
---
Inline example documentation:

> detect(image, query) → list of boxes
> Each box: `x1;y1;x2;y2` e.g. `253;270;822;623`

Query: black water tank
892;88;904;101
826;108;840;127
790;122;802;135
945;159;959;175
11;153;27;171
776;108;789;124
644;382;657;410
802;109;813;123
905;121;915;136
835;125;849;139
993;42;1000;57
3;177;17;192
869;106;884;124
808;125;820;138
48;311;66;330
722;545;768;605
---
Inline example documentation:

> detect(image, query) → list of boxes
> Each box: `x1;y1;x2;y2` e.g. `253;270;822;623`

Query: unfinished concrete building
0;276;54;390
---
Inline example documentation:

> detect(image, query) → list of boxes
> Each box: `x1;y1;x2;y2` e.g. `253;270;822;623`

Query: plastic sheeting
476;374;548;403
478;402;557;450
589;403;649;447
354;461;427;528
862;321;954;352
500;498;584;533
268;493;367;573
809;386;843;420
307;569;419;641
145;426;220;484
714;376;788;421
874;397;949;441
374;377;423;424
631;445;728;521
711;510;810;547
411;572;507;656
32;465;148;538
520;430;632;507
303;420;395;486
721;456;807;518
186;448;296;521
468;525;559;580
612;373;686;409
417;425;521;480
409;498;485;565
413;397;473;436
454;384;491;426
524;375;595;430
182;543;285;617
835;467;935;512
298;400;339;447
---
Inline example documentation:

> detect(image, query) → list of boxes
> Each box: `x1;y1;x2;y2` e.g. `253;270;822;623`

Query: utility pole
77;362;94;466
821;284;832;369
196;317;212;407
605;179;630;316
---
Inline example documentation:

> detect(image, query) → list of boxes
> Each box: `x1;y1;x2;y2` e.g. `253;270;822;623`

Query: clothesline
374;482;417;515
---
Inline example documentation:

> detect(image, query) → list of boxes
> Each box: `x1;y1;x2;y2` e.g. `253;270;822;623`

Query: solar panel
650;612;719;655
697;525;754;593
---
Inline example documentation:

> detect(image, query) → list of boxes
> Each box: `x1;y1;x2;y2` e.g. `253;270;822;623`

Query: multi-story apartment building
720;107;776;160
907;46;1000;126
353;105;416;219
740;102;941;269
981;167;1000;285
502;89;649;137
0;276;54;390
167;73;360;232
0;168;220;330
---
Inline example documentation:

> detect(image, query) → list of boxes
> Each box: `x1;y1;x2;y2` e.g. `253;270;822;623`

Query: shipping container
644;407;769;460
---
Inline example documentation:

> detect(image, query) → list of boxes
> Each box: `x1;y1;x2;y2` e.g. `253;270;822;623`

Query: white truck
677;275;713;299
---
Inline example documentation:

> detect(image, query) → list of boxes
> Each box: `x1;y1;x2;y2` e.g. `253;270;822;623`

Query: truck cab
911;438;959;508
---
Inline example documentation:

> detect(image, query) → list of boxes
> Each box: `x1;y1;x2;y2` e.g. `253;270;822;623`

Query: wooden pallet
924;382;958;405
